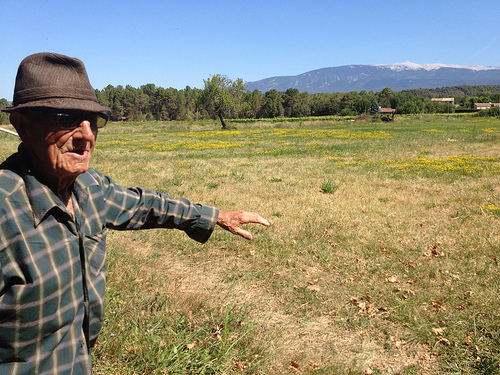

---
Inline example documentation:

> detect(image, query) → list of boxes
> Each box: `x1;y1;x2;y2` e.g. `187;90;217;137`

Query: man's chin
60;163;90;179
61;155;92;174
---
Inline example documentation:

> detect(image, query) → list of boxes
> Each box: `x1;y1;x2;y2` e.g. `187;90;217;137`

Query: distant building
431;98;455;105
475;102;500;110
380;107;396;119
380;108;396;114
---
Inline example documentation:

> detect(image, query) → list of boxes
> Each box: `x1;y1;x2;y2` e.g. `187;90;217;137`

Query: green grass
93;243;265;374
94;115;500;374
2;115;500;374
321;179;339;194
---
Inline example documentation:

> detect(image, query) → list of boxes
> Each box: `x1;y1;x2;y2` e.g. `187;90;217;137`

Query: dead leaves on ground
386;275;400;283
234;361;248;371
432;326;452;346
350;296;388;318
185;341;196;350
286;360;320;373
307;284;321;292
293;267;322;293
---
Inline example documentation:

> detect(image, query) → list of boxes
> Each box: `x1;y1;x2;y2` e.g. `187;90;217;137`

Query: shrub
475;106;500;117
321;179;338;194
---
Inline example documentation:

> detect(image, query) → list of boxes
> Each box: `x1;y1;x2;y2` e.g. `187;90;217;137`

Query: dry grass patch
95;133;499;372
7;116;499;374
3;116;500;373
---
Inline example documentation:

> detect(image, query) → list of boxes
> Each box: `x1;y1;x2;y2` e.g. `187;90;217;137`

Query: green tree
310;93;341;116
240;89;263;119
95;85;123;121
198;74;246;128
340;91;361;113
377;87;394;108
155;87;181;121
397;100;420;114
257;90;283;118
283;88;300;117
354;99;371;115
183;86;201;121
369;100;380;115
0;98;10;124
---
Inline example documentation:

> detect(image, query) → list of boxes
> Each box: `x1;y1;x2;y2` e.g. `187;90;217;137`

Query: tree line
1;79;500;126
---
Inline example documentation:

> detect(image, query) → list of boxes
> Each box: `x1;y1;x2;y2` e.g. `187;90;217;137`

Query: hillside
245;62;500;94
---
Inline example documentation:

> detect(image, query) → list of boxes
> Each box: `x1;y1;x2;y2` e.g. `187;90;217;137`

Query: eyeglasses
33;110;109;129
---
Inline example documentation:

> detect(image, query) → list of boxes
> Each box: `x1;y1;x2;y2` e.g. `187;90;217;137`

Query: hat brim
1;97;110;113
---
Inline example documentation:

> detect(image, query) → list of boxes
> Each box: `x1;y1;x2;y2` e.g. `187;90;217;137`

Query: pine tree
370;100;381;115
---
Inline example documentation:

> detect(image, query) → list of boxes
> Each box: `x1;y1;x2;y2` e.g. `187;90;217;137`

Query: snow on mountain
371;61;500;72
246;62;500;93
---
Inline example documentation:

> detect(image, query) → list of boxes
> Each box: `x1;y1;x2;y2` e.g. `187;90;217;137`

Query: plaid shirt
0;144;218;374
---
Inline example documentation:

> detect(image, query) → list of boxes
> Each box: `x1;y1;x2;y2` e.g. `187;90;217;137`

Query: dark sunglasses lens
85;114;108;128
52;113;108;129
54;113;80;129
96;114;108;128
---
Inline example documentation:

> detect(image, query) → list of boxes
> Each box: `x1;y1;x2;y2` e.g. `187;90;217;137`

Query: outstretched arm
217;210;269;240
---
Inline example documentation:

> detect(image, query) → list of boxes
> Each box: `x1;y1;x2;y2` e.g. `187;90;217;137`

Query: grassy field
1;115;499;374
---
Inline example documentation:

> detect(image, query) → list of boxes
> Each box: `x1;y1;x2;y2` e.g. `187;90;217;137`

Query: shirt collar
14;144;62;226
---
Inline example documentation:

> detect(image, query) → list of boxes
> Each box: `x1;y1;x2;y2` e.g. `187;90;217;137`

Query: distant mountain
245;62;500;94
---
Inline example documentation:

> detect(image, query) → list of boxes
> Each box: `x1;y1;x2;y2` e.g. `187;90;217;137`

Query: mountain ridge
370;61;500;72
245;62;500;94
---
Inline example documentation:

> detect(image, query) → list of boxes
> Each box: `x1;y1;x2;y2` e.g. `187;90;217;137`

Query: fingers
241;211;270;227
235;228;253;241
217;210;269;240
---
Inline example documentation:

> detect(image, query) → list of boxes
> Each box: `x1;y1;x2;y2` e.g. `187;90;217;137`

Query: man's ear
10;112;32;144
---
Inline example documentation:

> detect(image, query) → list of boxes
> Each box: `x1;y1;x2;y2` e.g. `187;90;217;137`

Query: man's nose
73;120;96;138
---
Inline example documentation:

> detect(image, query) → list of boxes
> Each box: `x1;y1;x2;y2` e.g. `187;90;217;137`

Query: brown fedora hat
1;52;110;113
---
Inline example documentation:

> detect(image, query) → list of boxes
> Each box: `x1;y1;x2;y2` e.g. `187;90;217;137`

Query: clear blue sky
1;0;499;100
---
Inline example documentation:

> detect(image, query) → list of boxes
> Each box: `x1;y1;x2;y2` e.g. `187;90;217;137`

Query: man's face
14;110;100;189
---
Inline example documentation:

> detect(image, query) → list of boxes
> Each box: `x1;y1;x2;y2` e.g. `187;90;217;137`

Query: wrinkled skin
216;210;269;240
11;111;97;214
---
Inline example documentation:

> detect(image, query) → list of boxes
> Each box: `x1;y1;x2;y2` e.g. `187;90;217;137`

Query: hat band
14;87;97;105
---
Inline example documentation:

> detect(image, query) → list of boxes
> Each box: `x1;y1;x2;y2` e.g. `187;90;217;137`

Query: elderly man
0;52;269;374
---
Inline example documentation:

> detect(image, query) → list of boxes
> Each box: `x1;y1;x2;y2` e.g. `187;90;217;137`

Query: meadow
1;115;499;374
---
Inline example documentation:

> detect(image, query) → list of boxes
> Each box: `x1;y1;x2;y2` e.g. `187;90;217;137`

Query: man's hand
217;210;270;240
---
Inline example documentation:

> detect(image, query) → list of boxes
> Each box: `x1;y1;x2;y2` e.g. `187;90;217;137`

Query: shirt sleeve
89;170;219;243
